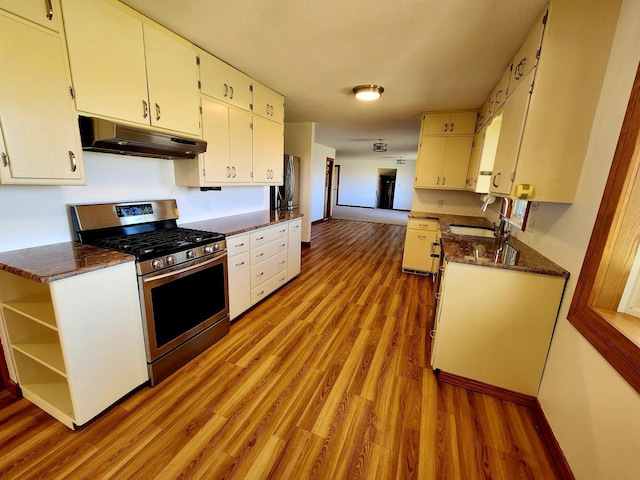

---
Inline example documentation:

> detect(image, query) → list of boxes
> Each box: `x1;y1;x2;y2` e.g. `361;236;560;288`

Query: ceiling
121;0;548;162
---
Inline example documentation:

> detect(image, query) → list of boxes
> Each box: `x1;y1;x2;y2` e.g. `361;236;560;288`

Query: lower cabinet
0;262;148;428
226;219;302;321
430;261;566;396
402;218;440;274
226;233;251;321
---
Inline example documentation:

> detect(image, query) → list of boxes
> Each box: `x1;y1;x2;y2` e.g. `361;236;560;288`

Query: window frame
568;62;640;395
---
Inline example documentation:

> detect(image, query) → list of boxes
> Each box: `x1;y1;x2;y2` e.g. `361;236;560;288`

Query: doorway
323;158;334;220
377;169;397;209
333;165;340;206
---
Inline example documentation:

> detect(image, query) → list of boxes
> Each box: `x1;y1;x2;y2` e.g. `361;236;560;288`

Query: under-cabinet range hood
78;116;206;160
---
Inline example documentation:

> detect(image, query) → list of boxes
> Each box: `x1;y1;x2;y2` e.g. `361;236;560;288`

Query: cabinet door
511;10;546;93
61;0;148;125
199;53;229;103
466;131;484;192
0;13;84;184
415;136;446;188
201;97;231;183
227;69;252;112
252;81;272;121
441;137;473;189
228;107;253;182
0;0;60;31
269;91;285;124
252;115;284;184
447;112;477;135
490;69;535;196
228;250;250;320
402;228;438;273
143;23;200;136
421;113;451;135
287;219;302;280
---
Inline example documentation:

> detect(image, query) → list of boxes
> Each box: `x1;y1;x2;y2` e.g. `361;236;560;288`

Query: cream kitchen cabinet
510;10;546;94
226;233;251;321
174;97;252;186
252;115;284;184
415;135;473;190
252;81;284;124
61;0;200;137
249;223;288;305
0;262;148;429
420;111;476;136
199;52;252;112
466;114;502;193
0;10;84;185
287;218;302;280
489;69;535;197
402;218;440;274
0;0;61;31
430;260;565;396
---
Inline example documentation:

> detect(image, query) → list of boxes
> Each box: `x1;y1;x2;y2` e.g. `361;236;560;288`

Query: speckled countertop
181;209;303;236
0;210;303;283
0;242;135;283
409;211;570;278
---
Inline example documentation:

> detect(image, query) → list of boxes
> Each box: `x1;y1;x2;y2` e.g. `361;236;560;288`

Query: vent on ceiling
373;140;387;152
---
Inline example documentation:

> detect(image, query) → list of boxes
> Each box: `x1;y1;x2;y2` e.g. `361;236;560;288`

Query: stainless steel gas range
70;199;229;385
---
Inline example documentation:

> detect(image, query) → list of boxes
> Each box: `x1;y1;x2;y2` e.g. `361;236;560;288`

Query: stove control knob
203;244;214;254
166;255;176;266
151;259;164;269
186;250;196;259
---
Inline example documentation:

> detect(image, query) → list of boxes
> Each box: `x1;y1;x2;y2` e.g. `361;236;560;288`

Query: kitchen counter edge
181;210;303;237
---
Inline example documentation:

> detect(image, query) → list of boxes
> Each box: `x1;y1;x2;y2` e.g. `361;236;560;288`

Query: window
568;62;640;394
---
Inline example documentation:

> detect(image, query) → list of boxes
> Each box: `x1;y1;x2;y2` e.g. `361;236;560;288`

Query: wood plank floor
0;218;561;479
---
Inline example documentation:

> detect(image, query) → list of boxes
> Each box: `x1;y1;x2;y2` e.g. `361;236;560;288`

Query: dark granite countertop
0;242;135;284
409;211;569;278
182;210;303;237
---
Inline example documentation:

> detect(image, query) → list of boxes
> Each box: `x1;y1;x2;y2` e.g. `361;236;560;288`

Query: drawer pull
256;272;264;277
235;242;245;247
257;236;264;240
256;253;264;257
235;261;245;267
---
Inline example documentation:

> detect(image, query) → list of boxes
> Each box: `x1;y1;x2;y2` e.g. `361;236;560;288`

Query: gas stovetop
70;199;227;275
91;227;224;258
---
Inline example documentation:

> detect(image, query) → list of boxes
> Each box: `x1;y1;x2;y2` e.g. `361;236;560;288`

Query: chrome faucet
493;198;511;240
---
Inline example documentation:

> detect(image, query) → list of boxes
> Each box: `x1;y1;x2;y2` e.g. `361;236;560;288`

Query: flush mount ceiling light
373;140;387;152
353;84;384;101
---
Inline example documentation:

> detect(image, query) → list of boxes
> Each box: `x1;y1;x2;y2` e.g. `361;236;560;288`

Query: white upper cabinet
252;81;284;124
61;0;200;137
252;115;284;184
142;23;200;136
510;10;546;94
199;53;252;112
421;111;476;136
0;0;61;31
0;11;84;185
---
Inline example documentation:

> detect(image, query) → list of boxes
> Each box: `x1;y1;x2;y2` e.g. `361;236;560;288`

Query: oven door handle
142;253;226;283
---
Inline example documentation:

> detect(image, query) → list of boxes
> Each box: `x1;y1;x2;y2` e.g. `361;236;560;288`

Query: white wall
284;122;314;242
312;143;337;221
0;152;268;253
504;0;640;477
334;157;416;210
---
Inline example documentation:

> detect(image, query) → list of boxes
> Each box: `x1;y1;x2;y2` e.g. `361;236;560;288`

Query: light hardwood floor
0;219;561;479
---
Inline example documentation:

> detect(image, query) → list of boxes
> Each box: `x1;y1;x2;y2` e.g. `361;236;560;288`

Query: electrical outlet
531;201;539;211
437;199;444;208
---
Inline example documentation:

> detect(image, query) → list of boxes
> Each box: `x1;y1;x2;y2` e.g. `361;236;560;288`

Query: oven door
139;252;229;362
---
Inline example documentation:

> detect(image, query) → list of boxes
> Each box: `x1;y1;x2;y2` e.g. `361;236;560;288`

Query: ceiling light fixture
353;84;384;101
373;140;387;152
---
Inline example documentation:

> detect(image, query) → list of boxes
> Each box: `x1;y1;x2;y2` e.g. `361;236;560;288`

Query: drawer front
250;223;288;248
407;218;439;231
250;237;288;266
227;233;250;257
250;251;287;288
251;270;288;305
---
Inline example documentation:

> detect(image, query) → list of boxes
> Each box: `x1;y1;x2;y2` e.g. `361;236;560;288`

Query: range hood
78;116;206;160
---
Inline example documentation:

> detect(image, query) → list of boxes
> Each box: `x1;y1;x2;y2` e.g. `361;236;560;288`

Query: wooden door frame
323;157;334;220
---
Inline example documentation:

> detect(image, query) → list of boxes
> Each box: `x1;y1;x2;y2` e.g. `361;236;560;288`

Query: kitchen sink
449;225;496;238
